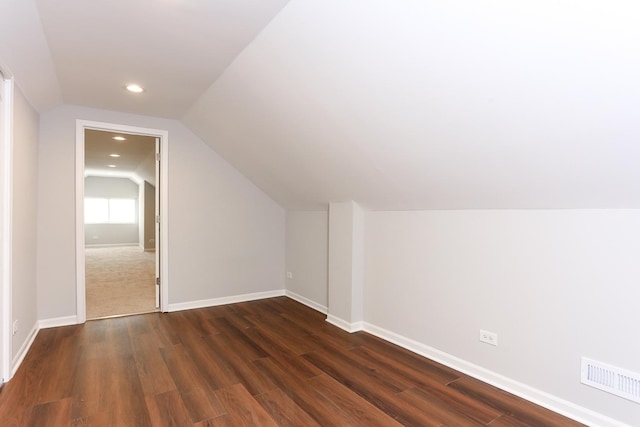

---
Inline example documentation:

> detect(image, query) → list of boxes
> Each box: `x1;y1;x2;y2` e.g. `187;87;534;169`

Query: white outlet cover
480;329;498;346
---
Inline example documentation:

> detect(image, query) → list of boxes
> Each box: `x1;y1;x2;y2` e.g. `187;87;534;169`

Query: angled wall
183;0;640;211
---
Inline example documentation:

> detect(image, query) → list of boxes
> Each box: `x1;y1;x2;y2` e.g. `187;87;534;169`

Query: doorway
76;121;168;323
84;130;156;318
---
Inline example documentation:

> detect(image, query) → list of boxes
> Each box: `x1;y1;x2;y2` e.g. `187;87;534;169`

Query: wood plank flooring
0;297;584;426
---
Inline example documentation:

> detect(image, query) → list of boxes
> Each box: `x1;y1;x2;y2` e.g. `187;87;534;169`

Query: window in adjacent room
84;198;136;224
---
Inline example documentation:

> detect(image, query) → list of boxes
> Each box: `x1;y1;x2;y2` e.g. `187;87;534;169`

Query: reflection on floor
85;246;156;319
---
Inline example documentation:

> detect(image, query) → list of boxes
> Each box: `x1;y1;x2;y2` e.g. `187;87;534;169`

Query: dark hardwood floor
0;297;583;426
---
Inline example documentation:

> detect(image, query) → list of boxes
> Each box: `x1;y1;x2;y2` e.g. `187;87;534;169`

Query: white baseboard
84;243;138;248
7;315;79;381
39;315;78;329
326;314;364;333
363;322;629;427
11;322;39;378
166;289;286;312
285;290;328;314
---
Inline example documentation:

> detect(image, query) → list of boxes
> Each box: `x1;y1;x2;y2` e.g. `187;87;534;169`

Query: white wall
11;85;39;363
285;211;328;309
37;104;285;320
84;176;139;246
365;209;640;426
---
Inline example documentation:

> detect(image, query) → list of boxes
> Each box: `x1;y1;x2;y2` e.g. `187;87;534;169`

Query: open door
75;120;169;323
83;130;157;319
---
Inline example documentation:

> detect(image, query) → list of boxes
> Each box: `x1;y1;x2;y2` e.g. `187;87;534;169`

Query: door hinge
156;152;161;162
156;215;160;224
156;277;160;286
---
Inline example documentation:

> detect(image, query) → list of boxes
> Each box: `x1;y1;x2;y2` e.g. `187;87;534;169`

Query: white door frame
75;120;169;323
0;68;14;382
154;138;160;309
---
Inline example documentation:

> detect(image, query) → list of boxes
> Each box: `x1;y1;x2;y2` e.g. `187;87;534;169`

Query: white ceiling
84;129;156;186
2;0;640;210
183;0;640;210
26;0;290;117
0;0;62;111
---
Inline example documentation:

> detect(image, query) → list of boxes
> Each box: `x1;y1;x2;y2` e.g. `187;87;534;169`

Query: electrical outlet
12;320;18;336
479;329;497;346
286;272;293;279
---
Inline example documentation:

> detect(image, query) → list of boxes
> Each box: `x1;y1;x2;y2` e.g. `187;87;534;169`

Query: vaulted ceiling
2;0;639;210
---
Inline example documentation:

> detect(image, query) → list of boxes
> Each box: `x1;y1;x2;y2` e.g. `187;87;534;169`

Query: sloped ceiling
183;0;640;210
2;0;640;210
0;0;62;110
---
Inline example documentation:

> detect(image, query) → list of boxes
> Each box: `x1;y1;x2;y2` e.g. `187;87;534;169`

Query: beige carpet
85;246;157;319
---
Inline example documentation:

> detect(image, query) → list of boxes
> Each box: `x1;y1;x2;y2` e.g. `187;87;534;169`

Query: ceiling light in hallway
125;84;144;93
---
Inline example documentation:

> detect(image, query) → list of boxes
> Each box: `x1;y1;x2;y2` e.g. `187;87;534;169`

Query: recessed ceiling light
107;165;117;168
125;84;144;93
112;136;126;141
109;153;121;158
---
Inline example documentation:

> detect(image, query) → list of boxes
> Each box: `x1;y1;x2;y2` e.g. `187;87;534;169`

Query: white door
154;138;160;309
